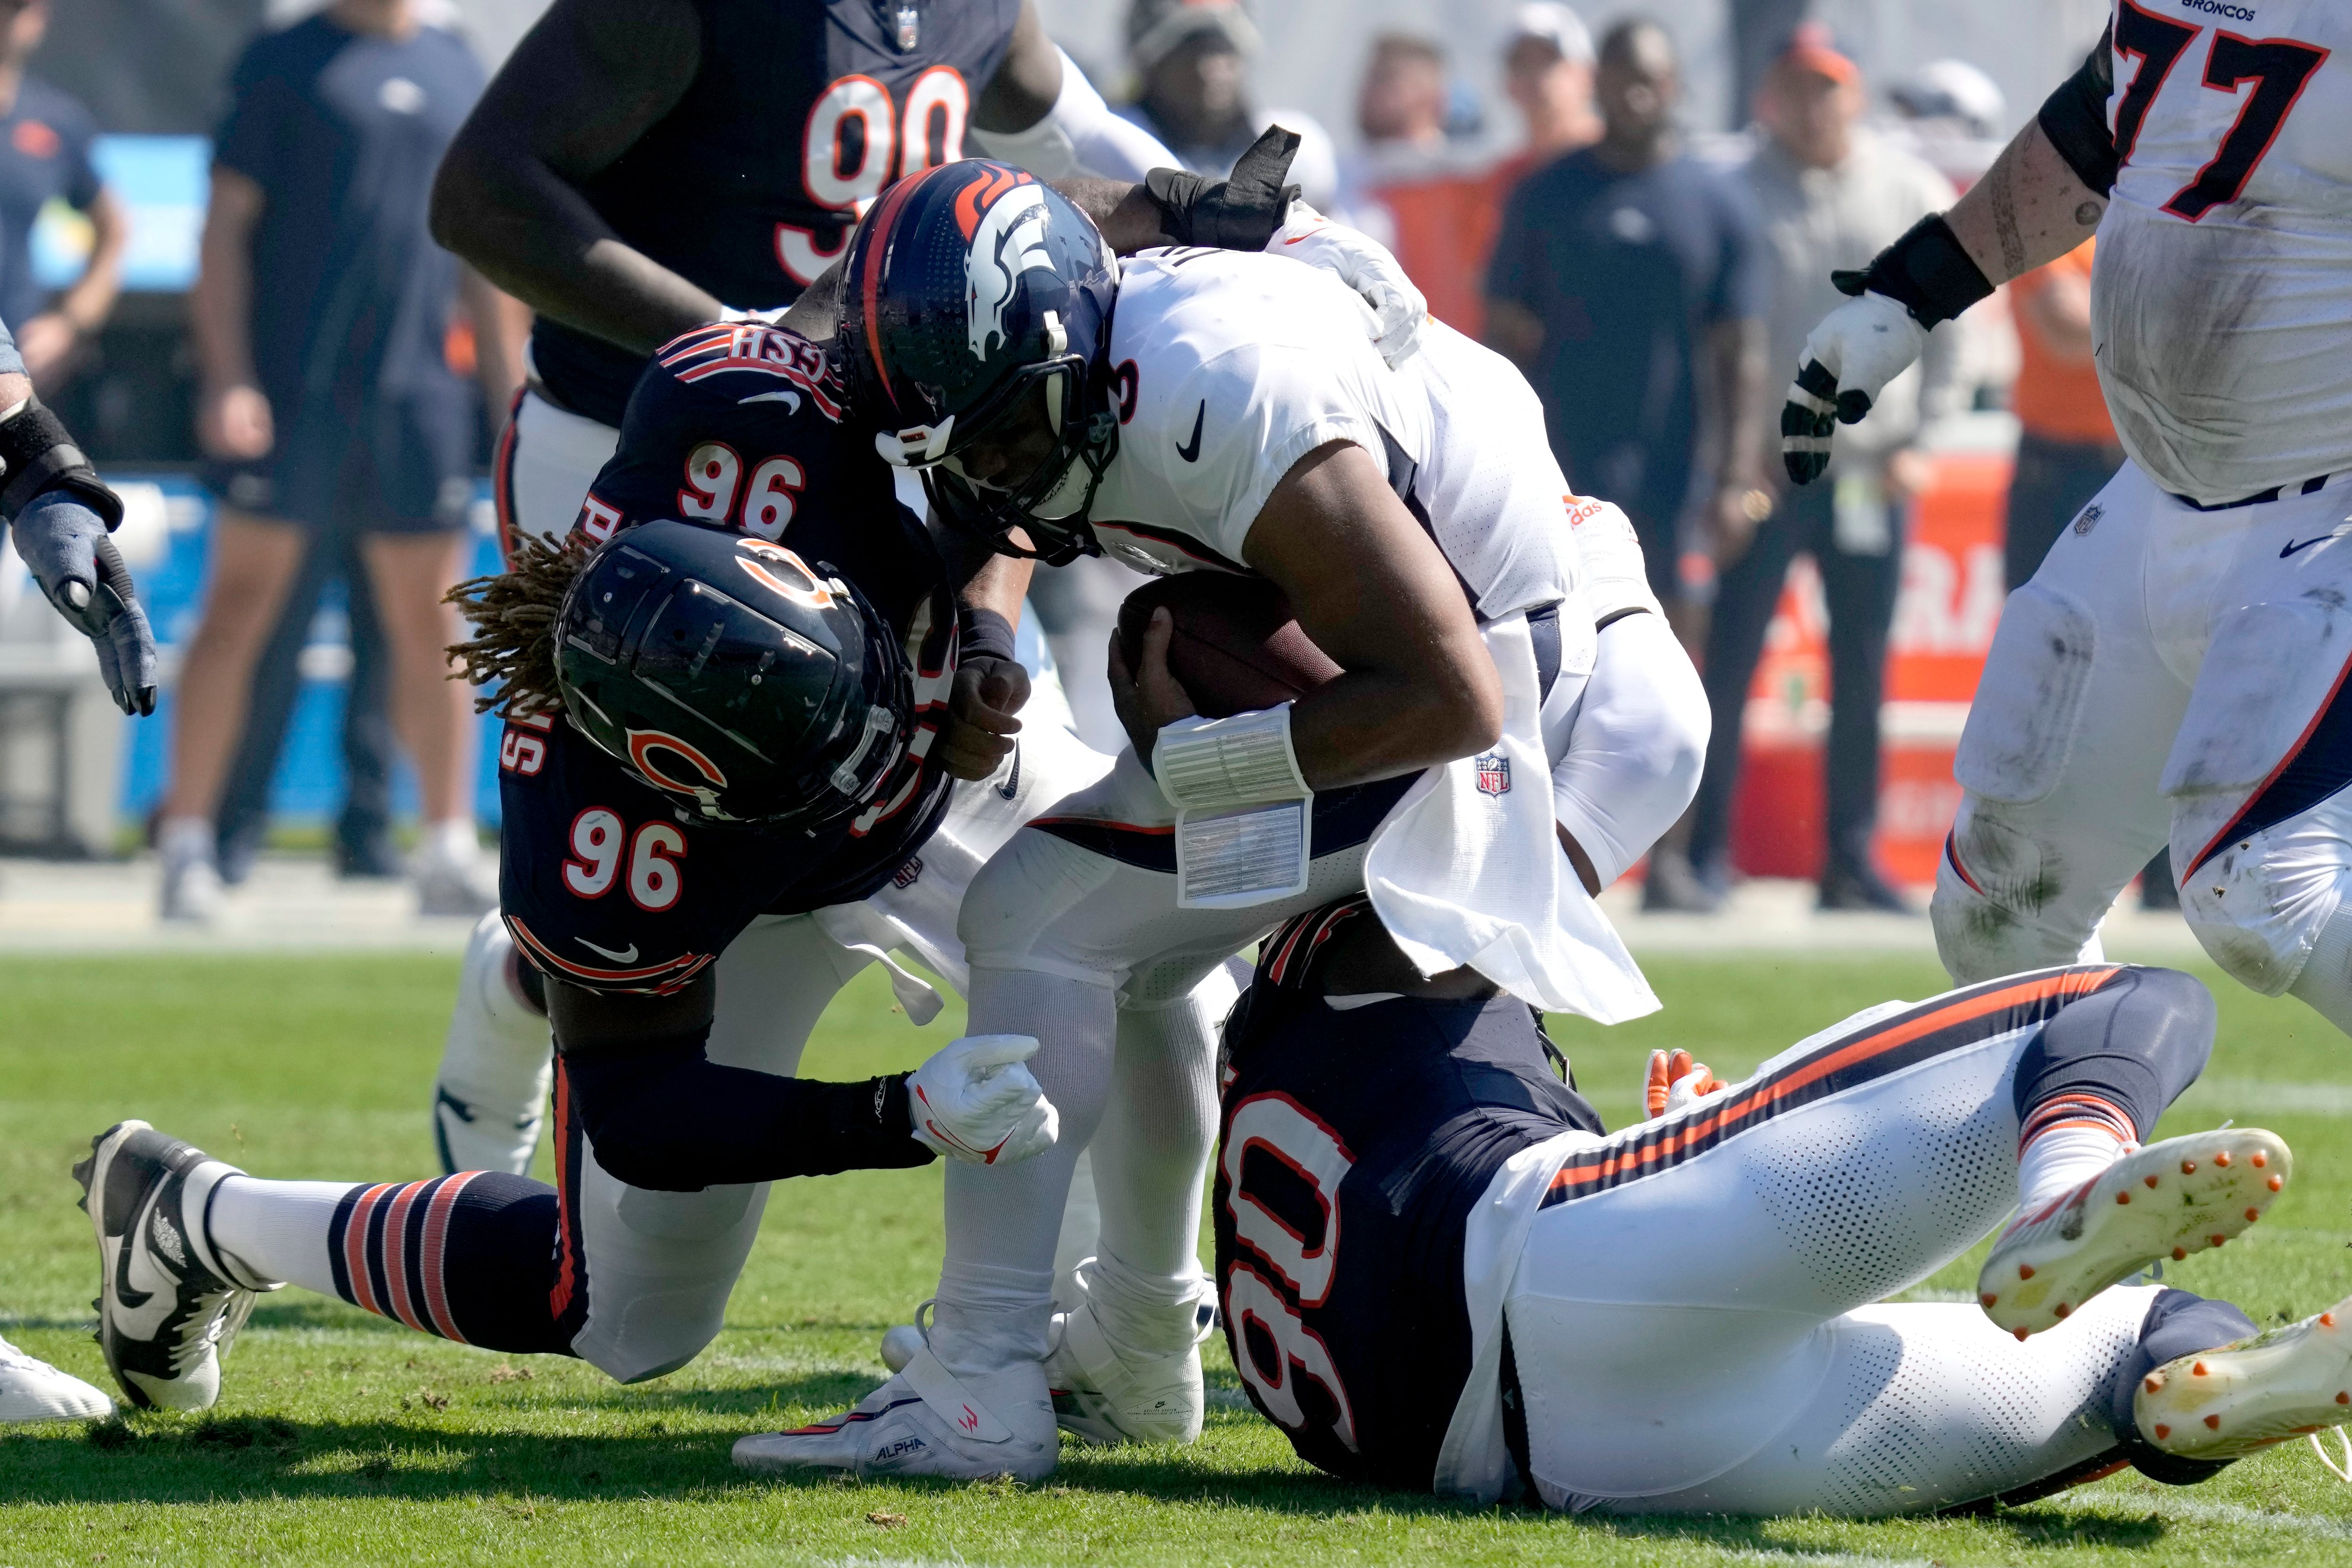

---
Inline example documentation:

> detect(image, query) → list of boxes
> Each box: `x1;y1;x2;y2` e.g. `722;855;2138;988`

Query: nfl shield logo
1474;752;1510;796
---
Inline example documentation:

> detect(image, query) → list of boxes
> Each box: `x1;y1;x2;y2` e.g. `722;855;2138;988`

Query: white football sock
205;1177;361;1298
1090;973;1231;1282
931;1260;1057;1376
937;966;1118;1370
2017;1124;2130;1219
157;816;215;868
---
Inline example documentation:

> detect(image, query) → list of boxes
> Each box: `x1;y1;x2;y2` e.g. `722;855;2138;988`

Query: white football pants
1935;462;2352;1029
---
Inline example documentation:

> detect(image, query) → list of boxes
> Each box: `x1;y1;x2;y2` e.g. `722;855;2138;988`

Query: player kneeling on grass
1215;916;2349;1513
732;159;1709;1480
74;518;1061;1413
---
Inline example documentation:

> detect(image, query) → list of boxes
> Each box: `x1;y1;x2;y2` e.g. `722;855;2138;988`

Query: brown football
1115;574;1342;719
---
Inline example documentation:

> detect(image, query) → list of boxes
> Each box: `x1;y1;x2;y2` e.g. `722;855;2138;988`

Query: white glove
1780;290;1929;485
906;1034;1059;1166
1643;1049;1730;1121
1270;202;1426;368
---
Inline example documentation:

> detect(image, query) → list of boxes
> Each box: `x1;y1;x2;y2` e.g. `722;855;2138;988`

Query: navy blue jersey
0;78;103;336
500;322;958;993
214;16;484;413
530;0;1022;425
1213;899;1602;1491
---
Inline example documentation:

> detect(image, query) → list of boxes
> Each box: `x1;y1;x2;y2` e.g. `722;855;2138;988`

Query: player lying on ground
1777;11;2352;1033
731;160;1710;1481
72;513;1075;1413
429;133;1414;1179
0;308;156;1424
1216;911;2345;1514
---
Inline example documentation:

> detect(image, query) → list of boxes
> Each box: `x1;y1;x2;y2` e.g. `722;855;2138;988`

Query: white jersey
1087;248;1608;622
2094;0;2352;504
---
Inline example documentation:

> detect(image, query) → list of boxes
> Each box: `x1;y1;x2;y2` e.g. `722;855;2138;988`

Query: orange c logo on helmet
954;164;1031;239
626;730;729;794
734;538;836;608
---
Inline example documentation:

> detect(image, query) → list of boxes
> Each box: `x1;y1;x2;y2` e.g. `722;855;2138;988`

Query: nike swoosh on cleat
577;937;640;963
1176;401;1204;463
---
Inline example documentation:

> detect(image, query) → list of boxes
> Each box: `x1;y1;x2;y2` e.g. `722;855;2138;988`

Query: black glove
1143;125;1301;251
10;490;158;715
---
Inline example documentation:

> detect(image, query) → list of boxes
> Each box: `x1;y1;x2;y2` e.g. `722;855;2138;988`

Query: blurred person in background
1887;59;2009;188
0;0;122;396
1685;24;1959;915
1493;3;1599;193
2003;237;2167;910
158;0;522;923
1484;20;1768;638
1485;17;1769;910
1118;0;1335;210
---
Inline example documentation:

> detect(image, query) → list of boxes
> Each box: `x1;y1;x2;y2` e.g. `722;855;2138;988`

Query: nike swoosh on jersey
739;389;802;413
577;937;641;963
997;743;1022;800
2281;533;2342;557
1176;401;1205;463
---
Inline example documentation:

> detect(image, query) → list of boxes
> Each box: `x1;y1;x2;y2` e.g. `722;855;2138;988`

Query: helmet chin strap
1031;453;1095;521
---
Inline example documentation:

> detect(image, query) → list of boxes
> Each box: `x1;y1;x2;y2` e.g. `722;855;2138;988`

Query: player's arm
941;541;1034;781
1780;31;2113;485
17;187;125;386
970;0;1180;181
457;263;530;414
543;974;1055;1183
1117;440;1503;790
428;0;717;355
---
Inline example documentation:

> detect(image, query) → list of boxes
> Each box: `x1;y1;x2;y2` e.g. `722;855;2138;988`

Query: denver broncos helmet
838;160;1119;565
552;519;913;828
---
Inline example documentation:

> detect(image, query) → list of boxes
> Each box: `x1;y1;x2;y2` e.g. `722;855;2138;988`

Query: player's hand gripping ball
1110;574;1340;761
1644;1048;1729;1120
906;1034;1059;1166
1780;289;1928;486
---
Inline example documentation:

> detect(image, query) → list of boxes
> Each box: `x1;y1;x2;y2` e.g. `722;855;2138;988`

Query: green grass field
7;949;2352;1565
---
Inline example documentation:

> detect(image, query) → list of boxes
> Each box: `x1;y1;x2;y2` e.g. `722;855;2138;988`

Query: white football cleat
1044;1261;1216;1446
158;851;222;924
1980;1127;2290;1339
732;1348;1057;1481
0;1334;112;1423
74;1120;279;1411
2137;1292;2352;1460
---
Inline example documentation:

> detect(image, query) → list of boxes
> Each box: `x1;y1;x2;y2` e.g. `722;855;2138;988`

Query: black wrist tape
1836;213;1994;328
0;397;122;528
957;605;1018;665
2038;28;2120;198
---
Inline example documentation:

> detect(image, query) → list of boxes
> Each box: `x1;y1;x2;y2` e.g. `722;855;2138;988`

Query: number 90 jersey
497;321;960;995
1212;899;1601;1491
529;0;1021;426
2095;0;2352;505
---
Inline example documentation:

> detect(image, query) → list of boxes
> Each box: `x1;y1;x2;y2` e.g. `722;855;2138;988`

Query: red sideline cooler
1730;452;2010;886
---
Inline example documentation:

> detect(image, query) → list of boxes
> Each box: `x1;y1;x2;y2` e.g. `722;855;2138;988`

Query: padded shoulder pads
0;398;123;528
2037;25;2119;198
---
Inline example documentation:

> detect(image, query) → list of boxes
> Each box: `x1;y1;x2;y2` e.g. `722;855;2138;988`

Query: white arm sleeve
1544;611;1709;889
968;46;1178;183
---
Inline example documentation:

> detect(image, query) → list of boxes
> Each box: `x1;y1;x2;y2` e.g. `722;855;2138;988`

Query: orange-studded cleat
1979;1128;2292;1339
2138;1291;2352;1462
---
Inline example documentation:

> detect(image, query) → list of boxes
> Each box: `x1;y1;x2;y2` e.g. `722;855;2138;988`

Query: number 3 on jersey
563;809;687;912
1221;1094;1361;1452
780;68;970;282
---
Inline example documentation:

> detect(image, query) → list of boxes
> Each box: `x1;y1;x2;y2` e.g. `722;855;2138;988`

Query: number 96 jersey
500;321;960;994
1212;899;1602;1490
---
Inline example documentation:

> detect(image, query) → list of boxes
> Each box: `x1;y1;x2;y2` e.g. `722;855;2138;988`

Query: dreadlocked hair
444;529;593;720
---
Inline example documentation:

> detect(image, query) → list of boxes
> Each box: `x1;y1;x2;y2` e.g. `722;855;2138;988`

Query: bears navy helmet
552;518;913;828
839;160;1120;565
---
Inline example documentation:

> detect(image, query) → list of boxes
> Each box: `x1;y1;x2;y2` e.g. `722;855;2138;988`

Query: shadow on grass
0;1408;2185;1548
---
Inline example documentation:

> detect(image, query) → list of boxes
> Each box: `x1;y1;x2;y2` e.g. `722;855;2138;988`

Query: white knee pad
2182;797;2352;999
1931;804;2108;983
433;913;554;1176
572;1172;770;1384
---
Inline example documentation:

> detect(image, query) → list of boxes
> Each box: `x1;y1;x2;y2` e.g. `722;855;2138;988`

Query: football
1114;573;1342;719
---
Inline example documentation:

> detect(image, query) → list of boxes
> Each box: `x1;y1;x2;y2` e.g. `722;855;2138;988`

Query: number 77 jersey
2094;0;2352;505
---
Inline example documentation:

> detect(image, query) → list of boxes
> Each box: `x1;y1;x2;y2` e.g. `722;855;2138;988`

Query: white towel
1363;613;1659;1023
